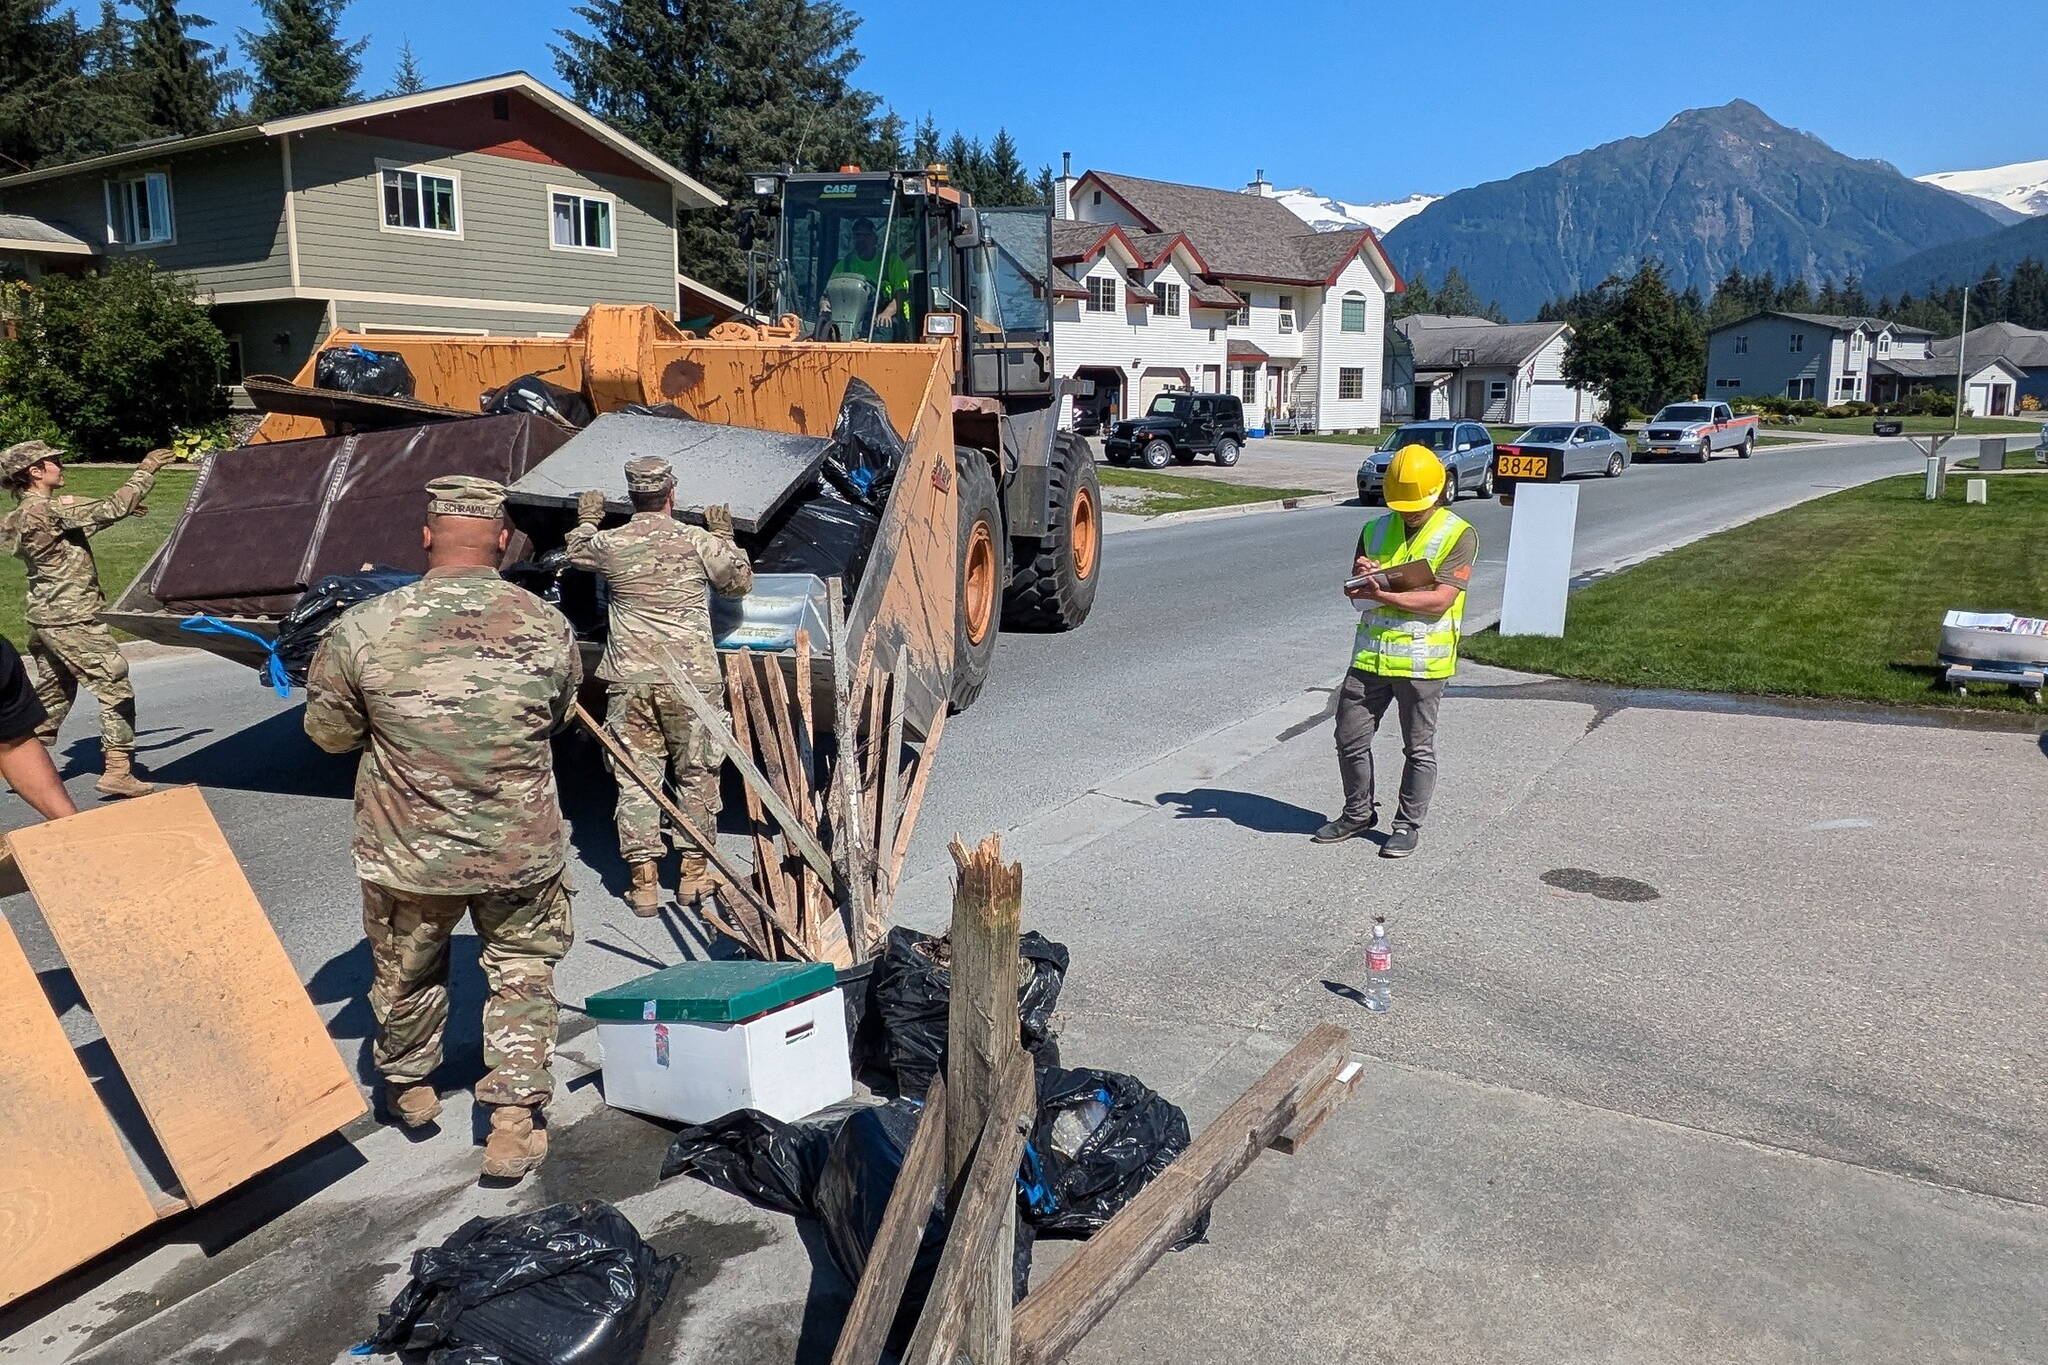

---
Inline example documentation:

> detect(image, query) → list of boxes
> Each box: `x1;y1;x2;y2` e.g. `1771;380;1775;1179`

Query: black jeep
1103;392;1248;469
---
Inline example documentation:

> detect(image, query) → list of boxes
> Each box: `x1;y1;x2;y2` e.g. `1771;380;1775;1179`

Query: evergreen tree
1562;260;1705;423
1033;163;1054;208
1775;275;1811;311
1971;264;2004;322
1840;274;1868;316
555;0;876;293
242;0;365;119
985;128;1026;203
910;111;940;166
132;0;230;137
388;38;425;96
2006;257;2047;330
1390;271;1432;320
866;108;904;167
2;1;87;169
1432;266;1482;317
1814;278;1842;313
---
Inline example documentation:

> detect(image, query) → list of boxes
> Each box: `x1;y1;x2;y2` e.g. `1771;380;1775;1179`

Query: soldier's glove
140;448;175;474
702;504;734;540
576;489;607;526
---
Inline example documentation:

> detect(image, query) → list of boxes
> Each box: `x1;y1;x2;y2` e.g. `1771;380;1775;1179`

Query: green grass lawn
0;466;197;644
1773;415;2042;437
1755;434;1808;447
1098;467;1321;517
1463;473;2048;711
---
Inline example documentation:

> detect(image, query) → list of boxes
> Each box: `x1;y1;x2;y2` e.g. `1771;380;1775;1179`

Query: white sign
1499;483;1579;638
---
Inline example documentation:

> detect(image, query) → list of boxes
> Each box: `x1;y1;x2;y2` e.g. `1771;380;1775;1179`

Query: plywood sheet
8;788;366;1207
0;911;161;1307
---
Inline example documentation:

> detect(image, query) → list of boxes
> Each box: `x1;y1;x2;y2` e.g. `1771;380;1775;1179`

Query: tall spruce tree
132;0;230;137
867;108;905;167
388;39;425;96
555;0;875;292
242;0;365;119
1563;260;1705;423
985;128;1026;203
910;112;940;166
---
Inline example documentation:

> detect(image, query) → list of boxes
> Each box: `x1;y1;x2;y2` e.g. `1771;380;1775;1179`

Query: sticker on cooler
654;1022;670;1068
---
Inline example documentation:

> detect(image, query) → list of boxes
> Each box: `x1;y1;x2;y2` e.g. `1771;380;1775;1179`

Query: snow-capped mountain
1258;185;1441;235
1915;158;2048;218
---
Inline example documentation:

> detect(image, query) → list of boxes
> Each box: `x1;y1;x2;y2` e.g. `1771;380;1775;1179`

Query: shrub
0;262;228;460
2020;394;2041;413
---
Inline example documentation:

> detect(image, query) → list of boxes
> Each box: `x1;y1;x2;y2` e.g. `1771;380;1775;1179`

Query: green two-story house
0;73;727;383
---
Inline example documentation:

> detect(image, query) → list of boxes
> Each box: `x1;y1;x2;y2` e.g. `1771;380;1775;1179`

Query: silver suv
1358;421;1495;503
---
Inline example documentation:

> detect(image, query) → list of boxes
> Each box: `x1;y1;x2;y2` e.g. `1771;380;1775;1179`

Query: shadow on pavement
143;705;357;799
1155;786;1326;835
306;936;489;1096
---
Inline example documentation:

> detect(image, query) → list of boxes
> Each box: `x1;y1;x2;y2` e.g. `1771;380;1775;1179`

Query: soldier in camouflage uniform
1;440;175;798
566;455;752;915
304;476;582;1181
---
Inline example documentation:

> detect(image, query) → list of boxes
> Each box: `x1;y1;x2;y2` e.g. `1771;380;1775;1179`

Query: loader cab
747;168;1054;406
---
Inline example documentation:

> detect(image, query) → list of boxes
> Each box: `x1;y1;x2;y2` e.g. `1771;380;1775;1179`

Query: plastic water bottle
1365;917;1392;1013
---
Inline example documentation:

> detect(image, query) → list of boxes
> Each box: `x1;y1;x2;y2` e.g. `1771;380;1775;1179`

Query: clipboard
1345;559;1438;593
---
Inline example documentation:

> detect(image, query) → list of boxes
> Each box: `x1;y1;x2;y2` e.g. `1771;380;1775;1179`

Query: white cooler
586;960;852;1124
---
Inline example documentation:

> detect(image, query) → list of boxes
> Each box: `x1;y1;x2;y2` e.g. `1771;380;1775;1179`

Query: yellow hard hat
1383;443;1447;512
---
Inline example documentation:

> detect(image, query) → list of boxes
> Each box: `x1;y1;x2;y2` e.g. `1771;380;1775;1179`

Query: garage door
1139;368;1190;410
1524;381;1584;422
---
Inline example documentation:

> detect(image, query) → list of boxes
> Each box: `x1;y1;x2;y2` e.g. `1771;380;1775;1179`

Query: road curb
1107;491;1349;533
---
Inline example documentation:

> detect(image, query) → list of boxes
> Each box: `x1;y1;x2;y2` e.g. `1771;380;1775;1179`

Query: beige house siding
286;130;676;311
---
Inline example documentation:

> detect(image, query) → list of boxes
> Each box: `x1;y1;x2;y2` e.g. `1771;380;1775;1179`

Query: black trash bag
750;487;881;596
274;568;419;686
314;344;415;398
657;1102;871;1216
825;376;907;500
1019;1065;1204;1244
865;927;1070;1098
483;374;596;429
368;1200;678;1365
617;402;695;422
814;1099;1033;1348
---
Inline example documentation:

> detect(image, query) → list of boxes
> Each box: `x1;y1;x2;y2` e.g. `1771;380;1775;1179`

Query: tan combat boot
675;853;714;903
481;1104;547;1180
625;860;663;917
95;751;155;799
385;1082;442;1129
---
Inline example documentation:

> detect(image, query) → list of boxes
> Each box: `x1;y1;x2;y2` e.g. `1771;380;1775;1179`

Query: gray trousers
1334;668;1447;828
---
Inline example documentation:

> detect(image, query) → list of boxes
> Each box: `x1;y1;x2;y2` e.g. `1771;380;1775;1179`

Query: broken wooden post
1009;1024;1353;1365
941;834;1025;1363
827;580;877;956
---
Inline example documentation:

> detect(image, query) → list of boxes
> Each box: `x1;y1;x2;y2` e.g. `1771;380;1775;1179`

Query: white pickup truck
1635;402;1760;462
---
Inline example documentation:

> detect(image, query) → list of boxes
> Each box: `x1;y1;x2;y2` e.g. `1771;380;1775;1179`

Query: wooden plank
1269;1055;1364;1156
655;652;839;892
939;834;1025;1362
0;910;163;1307
790;632;853;968
575;702;799;962
901;1047;1035;1365
755;651;813;944
872;647;909;906
885;705;946;897
724;661;798;954
8;788;367;1207
828;1077;949;1365
1011;1025;1352;1365
826;581;876;957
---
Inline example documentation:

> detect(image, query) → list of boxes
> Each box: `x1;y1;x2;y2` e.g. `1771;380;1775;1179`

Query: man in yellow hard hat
1315;443;1478;857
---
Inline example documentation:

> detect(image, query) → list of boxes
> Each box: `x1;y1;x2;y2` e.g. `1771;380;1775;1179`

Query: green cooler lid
585;959;837;1023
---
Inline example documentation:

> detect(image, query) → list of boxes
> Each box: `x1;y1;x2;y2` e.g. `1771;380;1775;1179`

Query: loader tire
1003;431;1102;633
950;447;1006;712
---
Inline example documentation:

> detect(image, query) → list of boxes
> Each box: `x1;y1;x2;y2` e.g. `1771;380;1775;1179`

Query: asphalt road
5;437;1927;1041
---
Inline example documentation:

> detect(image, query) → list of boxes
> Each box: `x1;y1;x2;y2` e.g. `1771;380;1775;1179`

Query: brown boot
94;751;155;800
384;1082;442;1129
481;1105;547;1181
625;860;663;917
675;853;714;903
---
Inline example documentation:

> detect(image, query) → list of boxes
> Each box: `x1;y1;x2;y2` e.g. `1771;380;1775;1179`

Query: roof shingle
1086;171;1376;284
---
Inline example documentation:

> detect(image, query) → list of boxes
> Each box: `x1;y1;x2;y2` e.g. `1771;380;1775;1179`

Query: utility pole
1953;276;2000;435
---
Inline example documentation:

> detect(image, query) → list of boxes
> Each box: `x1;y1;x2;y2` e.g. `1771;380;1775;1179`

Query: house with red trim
1052;162;1403;435
0;73;730;384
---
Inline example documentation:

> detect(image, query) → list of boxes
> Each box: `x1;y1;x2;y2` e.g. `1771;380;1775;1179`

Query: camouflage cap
424;475;507;519
0;440;64;480
624;456;675;493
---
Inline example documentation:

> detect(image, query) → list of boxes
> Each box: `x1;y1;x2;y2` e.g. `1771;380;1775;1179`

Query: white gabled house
1396;315;1599;423
1050;162;1403;435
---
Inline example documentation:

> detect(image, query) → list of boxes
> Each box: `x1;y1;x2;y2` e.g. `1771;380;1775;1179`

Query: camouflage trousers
605;682;722;863
27;621;136;752
360;873;575;1109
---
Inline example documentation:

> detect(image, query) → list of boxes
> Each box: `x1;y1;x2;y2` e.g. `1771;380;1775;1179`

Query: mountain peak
1666;99;1787;137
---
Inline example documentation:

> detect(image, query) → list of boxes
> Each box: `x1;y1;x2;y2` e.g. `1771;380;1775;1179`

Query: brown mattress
150;415;571;607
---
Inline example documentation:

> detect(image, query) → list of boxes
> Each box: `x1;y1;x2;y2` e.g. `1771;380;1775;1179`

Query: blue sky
72;0;2043;199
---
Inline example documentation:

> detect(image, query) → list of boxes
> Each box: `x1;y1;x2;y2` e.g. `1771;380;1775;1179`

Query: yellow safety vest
1350;507;1471;680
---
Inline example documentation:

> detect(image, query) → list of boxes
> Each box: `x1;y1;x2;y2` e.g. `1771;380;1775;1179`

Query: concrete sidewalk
14;666;2043;1364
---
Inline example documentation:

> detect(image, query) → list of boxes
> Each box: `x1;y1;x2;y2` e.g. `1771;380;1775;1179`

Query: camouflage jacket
3;469;158;626
303;566;583;895
565;512;753;687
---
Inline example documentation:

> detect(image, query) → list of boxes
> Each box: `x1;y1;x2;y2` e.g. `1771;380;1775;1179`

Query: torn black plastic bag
815;1100;1033;1348
272;568;419;686
657;1100;872;1214
315;344;415;398
369;1200;678;1365
1020;1065;1204;1244
750;486;880;601
484;374;596;429
865;926;1070;1097
826;376;907;500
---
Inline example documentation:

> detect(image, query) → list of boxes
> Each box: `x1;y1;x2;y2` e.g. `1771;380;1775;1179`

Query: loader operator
834;217;912;334
1315;444;1477;859
567;456;753;917
0;439;175;799
304;476;582;1182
